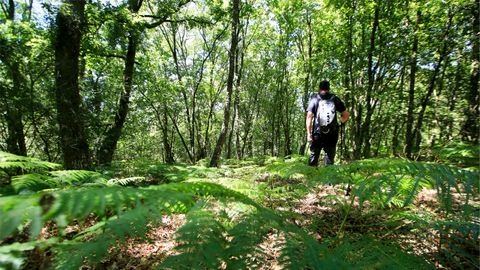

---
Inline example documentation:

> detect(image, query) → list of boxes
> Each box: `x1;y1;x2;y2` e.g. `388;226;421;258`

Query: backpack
315;94;337;134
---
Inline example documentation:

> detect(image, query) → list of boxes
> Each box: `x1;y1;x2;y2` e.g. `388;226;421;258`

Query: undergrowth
0;151;478;269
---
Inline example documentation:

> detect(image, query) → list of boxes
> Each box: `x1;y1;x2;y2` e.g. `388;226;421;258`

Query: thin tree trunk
461;2;479;143
97;1;148;165
241;85;259;159
97;32;138;165
195;29;226;160
227;53;240;159
54;0;91;169
361;2;380;158
162;104;175;163
228;31;245;160
162;23;195;161
352;16;369;160
138;89;175;164
299;12;313;156
405;10;421;159
168;110;194;162
209;0;240;167
412;11;453;152
341;0;355;160
447;61;461;141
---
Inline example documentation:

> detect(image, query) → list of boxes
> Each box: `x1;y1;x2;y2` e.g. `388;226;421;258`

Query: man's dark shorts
309;132;338;166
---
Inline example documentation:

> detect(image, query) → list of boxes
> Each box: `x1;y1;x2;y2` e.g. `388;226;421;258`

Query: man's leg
308;138;321;166
323;143;337;165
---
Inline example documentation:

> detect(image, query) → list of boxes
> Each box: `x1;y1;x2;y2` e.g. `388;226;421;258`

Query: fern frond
324;236;435;270
0;195;43;241
107;176;146;186
0;238;58;270
11;174;58;194
224;211;278;269
0;151;61;173
49;170;107;186
394;210;479;269
53;205;165;270
160;203;227;270
9;171;108;194
312;159;479;213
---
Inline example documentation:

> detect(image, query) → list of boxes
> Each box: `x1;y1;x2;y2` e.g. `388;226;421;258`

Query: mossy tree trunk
54;0;91;169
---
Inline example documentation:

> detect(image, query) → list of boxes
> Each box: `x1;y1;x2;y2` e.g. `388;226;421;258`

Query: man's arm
340;111;350;124
306;111;314;142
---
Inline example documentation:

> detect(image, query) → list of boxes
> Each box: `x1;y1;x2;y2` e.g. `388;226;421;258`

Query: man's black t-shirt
306;92;346;136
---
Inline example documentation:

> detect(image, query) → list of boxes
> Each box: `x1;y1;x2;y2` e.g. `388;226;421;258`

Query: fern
394;210;480;269
307;159;479;269
223;213;272;269
1;154;478;269
312;159;479;214
10;170;108;194
160;202;327;270
160;203;227;270
0;238;57;269
0;151;61;174
0;180;266;269
324;236;435;269
432;142;479;168
107;176;146;186
0;195;43;241
10;173;58;194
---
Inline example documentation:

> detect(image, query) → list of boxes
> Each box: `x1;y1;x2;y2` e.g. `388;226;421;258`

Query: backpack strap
317;93;336;101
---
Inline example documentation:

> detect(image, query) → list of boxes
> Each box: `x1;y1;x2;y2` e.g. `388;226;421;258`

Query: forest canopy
0;0;478;166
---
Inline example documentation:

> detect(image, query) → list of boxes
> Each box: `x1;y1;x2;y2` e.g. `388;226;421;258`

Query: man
306;80;349;166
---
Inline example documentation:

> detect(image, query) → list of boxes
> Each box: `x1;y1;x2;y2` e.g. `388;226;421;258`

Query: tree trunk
168;110;194;162
5;63;27;156
461;2;479;143
97;32;138;165
341;0;356;160
97;1;144;165
54;0;91;169
241;86;259;159
162;104;175;164
228;33;245;160
162;23;195;162
412;11;453;153
0;0;27;156
405;10;421;159
299;12;313;156
209;0;240;167
361;2;380;158
446;60;461;141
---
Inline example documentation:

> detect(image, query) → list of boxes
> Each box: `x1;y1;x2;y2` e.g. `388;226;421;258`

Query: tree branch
143;0;192;29
1;2;8;18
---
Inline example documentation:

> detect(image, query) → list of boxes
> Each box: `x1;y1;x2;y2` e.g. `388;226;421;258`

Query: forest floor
76;156;478;270
2;151;478;269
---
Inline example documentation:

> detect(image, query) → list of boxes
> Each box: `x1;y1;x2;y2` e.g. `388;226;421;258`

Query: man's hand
307;133;313;143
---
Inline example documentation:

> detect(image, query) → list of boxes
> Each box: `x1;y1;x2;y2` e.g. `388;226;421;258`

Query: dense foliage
0;0;478;165
0;0;478;269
